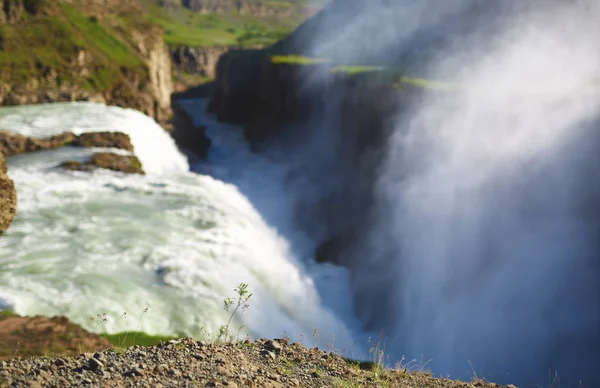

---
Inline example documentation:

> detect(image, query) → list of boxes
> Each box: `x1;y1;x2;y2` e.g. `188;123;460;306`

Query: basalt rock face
209;51;330;141
170;45;231;80
209;52;421;267
168;103;211;158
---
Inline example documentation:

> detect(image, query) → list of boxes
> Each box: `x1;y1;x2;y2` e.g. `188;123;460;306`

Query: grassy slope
0;0;325;101
138;0;320;48
0;3;144;89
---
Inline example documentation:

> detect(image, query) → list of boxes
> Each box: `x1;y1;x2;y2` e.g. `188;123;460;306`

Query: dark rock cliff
208;52;423;267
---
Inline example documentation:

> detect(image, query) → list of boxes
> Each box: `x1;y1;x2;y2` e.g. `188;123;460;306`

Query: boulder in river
62;152;145;175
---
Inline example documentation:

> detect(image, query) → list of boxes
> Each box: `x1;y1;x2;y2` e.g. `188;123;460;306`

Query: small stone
81;378;93;385
88;358;104;371
168;368;181;377
154;364;168;373
263;340;283;353
217;366;230;376
224;381;238;388
260;350;276;360
123;367;144;377
93;352;105;361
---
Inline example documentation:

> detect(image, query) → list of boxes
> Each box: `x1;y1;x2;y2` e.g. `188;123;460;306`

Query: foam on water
0;102;188;175
0;102;362;354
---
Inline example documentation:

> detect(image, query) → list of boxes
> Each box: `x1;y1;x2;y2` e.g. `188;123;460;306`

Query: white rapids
0;102;364;356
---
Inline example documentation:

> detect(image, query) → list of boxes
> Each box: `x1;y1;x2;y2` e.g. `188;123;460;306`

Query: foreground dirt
0;336;515;388
0;315;110;360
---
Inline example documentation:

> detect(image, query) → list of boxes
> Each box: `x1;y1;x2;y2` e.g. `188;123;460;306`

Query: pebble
87;357;104;371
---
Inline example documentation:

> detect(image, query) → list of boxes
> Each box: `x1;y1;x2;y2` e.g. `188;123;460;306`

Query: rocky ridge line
0;337;515;388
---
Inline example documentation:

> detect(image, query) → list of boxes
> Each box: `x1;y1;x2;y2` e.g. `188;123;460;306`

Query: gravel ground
0;338;516;387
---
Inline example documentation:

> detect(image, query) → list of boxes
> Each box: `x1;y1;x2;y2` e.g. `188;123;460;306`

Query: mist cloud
299;0;600;386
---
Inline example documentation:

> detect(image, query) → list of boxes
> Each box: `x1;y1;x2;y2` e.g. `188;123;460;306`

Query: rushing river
0;101;365;357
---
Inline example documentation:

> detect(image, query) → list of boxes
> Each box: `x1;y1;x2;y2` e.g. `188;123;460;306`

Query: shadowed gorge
208;0;600;386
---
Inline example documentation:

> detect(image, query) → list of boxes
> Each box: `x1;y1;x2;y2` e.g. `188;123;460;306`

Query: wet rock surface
0;131;134;157
62;153;144;175
0;152;17;234
0;337;513;387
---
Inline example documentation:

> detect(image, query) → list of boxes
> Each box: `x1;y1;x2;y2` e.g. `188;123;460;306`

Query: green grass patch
62;6;141;68
270;55;329;65
397;76;462;91
0;4;144;92
0;310;18;318
139;1;303;48
330;65;384;74
103;332;177;348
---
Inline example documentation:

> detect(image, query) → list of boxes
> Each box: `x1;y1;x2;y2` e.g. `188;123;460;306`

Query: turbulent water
0;102;364;355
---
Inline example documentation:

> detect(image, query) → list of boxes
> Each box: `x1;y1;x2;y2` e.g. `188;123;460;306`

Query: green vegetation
0;310;17;318
137;0;308;48
219;282;253;342
103;332;176;347
397;76;462;91
0;3;145;92
330;65;384;74
270;54;329;64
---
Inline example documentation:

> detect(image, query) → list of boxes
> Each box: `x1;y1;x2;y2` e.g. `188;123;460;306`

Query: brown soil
0;314;110;360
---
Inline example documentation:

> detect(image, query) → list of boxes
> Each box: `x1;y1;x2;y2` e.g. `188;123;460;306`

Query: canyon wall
170;45;233;80
209;52;422;265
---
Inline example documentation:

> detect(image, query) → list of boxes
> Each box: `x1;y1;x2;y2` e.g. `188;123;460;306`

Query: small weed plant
219;283;252;342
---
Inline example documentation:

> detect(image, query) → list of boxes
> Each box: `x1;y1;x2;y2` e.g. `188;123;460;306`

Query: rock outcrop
129;25;173;122
0;130;143;175
170;45;231;80
168;103;211;158
62;153;144;175
0;152;17;235
0;131;133;157
0;1;173;121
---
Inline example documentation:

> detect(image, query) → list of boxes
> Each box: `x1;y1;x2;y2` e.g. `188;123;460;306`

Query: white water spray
368;2;600;386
